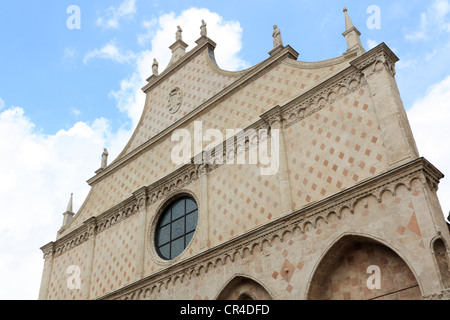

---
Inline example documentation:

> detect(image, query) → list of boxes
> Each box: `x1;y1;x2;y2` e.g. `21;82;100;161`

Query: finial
61;193;75;229
66;193;73;213
343;7;355;31
342;7;365;56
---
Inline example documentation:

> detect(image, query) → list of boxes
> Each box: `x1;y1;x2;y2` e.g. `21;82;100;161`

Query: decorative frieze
422;288;450;300
282;67;366;130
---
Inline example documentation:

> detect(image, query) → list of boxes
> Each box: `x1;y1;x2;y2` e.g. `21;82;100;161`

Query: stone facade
39;11;450;300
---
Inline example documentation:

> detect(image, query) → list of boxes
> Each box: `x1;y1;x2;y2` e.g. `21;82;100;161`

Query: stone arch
215;275;273;300
431;237;450;288
307;234;421;300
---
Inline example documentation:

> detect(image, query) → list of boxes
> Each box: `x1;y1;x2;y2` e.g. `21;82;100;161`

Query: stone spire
66;193;73;212
344;7;355;31
61;193;75;229
342;7;365;56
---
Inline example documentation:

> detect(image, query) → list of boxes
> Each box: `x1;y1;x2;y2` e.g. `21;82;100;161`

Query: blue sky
2;0;447;134
1;0;450;300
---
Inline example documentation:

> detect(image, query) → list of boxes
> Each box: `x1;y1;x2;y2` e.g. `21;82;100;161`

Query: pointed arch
431;237;450;288
216;275;273;300
307;234;422;300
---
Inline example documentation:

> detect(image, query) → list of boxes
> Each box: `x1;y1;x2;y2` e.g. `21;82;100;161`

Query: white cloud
61;47;78;69
96;0;137;29
396;59;417;70
137;19;158;46
406;0;450;41
63;47;75;59
0;104;126;299
146;7;250;71
111;7;250;129
70;107;81;116
367;39;378;50
405;13;429;42
408;75;450;220
83;41;136;64
0;97;4;110
87;8;249;128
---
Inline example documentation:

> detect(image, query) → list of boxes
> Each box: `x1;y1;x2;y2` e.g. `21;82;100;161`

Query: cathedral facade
39;9;450;300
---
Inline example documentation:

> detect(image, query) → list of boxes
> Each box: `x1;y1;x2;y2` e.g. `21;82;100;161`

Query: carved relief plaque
168;87;183;114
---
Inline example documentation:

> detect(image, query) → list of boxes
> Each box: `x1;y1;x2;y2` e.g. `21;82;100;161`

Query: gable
119;39;248;157
60;42;359;236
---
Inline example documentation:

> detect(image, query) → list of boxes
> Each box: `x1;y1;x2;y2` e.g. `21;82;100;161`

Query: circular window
155;196;198;260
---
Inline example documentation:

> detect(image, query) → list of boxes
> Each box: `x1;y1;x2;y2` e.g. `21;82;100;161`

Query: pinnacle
344;7;355;31
66;193;74;213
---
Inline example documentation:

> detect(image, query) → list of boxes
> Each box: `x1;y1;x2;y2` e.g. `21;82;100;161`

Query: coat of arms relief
168;87;183;114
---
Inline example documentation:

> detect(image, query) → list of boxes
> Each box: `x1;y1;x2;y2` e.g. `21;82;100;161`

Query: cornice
96;157;442;300
351;42;398;77
423;288;450;300
40;242;55;260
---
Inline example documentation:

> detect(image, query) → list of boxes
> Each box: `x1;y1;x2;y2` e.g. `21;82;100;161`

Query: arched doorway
307;235;421;300
216;276;273;300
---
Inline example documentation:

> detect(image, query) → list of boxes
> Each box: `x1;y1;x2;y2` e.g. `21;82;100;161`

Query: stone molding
422;288;450;300
351;42;398;78
96;157;443;300
40;242;55;260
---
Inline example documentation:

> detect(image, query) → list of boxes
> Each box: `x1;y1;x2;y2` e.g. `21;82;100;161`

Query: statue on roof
152;58;159;76
272;25;283;48
200;20;207;37
176;26;183;41
101;148;109;169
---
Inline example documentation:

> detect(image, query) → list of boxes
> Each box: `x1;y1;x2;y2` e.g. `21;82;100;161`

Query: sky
1;0;450;300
